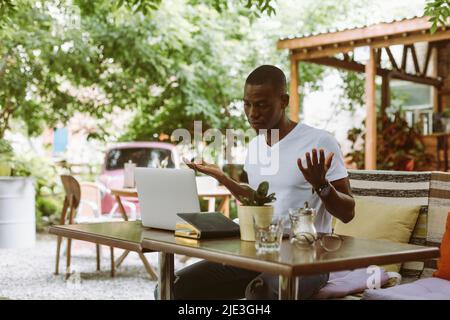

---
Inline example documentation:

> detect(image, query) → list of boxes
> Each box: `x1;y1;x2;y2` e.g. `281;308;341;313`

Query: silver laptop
135;168;201;230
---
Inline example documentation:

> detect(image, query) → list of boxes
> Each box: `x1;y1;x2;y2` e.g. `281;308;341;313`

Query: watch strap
314;181;330;195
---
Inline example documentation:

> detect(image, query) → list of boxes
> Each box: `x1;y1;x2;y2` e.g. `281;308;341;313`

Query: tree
425;0;450;33
0;0;277;139
0;0;383;142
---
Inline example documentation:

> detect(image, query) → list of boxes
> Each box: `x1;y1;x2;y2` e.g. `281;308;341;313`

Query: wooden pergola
277;16;450;169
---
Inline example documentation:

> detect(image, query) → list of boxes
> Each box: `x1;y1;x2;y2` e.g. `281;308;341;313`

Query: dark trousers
154;260;329;300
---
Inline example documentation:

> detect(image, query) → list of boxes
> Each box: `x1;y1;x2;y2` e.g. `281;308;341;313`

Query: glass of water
252;215;285;253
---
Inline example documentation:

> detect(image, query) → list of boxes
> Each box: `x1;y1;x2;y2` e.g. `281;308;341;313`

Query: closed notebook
175;212;240;239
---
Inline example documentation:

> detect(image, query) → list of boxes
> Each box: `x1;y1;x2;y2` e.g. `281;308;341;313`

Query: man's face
243;83;288;131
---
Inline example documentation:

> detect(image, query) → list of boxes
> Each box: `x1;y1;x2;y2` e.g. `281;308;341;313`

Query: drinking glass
253;215;285;253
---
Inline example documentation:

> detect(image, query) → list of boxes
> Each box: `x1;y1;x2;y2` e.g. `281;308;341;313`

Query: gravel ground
0;233;199;300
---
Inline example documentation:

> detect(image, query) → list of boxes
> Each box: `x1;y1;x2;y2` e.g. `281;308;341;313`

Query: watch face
320;184;331;197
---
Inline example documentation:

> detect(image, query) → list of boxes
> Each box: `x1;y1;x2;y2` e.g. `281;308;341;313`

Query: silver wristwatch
315;181;331;197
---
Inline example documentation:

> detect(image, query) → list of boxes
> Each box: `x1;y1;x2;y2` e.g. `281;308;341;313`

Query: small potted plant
237;181;276;241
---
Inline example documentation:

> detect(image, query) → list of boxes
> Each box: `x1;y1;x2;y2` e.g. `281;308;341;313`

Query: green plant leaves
239;181;276;206
425;0;450;34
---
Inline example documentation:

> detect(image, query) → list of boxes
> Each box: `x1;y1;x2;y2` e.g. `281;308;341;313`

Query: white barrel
0;177;36;248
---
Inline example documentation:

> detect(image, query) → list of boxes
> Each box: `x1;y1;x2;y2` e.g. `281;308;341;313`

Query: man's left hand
297;148;334;190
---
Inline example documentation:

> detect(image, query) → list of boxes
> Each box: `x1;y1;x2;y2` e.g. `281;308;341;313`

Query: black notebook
175;212;240;239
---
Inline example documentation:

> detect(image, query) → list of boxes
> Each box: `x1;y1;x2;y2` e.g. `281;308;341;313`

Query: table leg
139;252;158;280
96;244;101;271
205;197;216;212
110;247;115;277
278;275;298;300
216;195;230;218
115;250;130;268
114;194;129;221
158;252;174;300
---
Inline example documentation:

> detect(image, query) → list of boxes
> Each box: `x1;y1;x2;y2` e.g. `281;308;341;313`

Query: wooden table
111;185;232;218
49;221;440;300
111;186;232;267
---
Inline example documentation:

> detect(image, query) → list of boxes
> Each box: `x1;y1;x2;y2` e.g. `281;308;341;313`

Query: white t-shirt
243;123;348;233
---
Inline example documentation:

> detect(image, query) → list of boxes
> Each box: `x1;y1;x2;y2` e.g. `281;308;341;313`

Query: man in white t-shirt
163;65;355;300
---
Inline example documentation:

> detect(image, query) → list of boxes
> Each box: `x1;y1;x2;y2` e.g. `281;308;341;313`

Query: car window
105;147;175;170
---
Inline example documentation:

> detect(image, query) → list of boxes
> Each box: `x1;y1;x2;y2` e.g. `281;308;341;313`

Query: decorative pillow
433;212;450;281
334;197;421;272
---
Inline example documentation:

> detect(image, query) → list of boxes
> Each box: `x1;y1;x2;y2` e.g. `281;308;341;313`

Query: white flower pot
237;205;273;241
0;177;36;248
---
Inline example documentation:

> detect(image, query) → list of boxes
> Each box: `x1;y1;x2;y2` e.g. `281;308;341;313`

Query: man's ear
281;94;289;110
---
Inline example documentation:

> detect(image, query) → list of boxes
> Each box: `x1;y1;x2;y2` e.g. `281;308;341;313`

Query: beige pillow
334;196;421;272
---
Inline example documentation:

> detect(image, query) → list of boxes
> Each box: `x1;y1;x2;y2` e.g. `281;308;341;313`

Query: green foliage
425;0;450;33
0;0;275;140
240;181;276;206
35;195;62;231
346;112;433;170
74;0;275;16
0;139;13;156
1;0;379;143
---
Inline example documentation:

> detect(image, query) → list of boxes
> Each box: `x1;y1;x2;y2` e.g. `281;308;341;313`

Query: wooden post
365;47;377;170
431;46;439;112
381;74;390;114
290;55;300;122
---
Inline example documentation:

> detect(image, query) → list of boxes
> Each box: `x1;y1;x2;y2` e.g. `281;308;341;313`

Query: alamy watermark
171;121;281;175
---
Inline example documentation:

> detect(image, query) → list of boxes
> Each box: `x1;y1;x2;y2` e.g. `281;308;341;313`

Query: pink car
97;142;181;216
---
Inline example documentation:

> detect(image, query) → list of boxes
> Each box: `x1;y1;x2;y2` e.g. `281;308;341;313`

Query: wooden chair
54;175;114;279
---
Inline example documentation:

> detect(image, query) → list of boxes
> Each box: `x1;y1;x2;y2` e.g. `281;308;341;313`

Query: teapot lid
301;201;315;215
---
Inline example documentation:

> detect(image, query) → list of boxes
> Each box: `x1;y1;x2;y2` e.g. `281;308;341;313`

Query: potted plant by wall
237;181;276;241
346;111;433;171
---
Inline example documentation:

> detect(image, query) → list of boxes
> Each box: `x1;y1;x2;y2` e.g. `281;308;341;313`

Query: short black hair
245;65;287;93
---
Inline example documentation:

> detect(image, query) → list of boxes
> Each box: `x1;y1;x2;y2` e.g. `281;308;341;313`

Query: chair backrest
348;169;450;278
60;175;81;210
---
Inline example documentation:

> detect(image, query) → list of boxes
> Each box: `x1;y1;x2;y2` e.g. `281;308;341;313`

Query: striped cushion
428;172;450;245
348;170;431;278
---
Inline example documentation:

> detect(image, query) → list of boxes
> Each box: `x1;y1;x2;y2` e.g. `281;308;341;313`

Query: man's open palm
297;148;334;189
183;158;223;179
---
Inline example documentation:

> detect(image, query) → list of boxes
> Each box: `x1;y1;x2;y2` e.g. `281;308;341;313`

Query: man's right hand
183;157;224;181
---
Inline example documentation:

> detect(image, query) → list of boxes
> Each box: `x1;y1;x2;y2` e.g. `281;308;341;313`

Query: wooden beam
292;44;354;60
289;55;299;122
289;29;450;60
306;57;442;87
371;30;450;48
401;45;408;71
385;47;399;70
431;46;439;112
381;74;390;113
277;16;432;50
423;43;433;76
410;44;421;74
390;70;441;87
365;48;377;170
376;48;382;67
308;56;387;75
